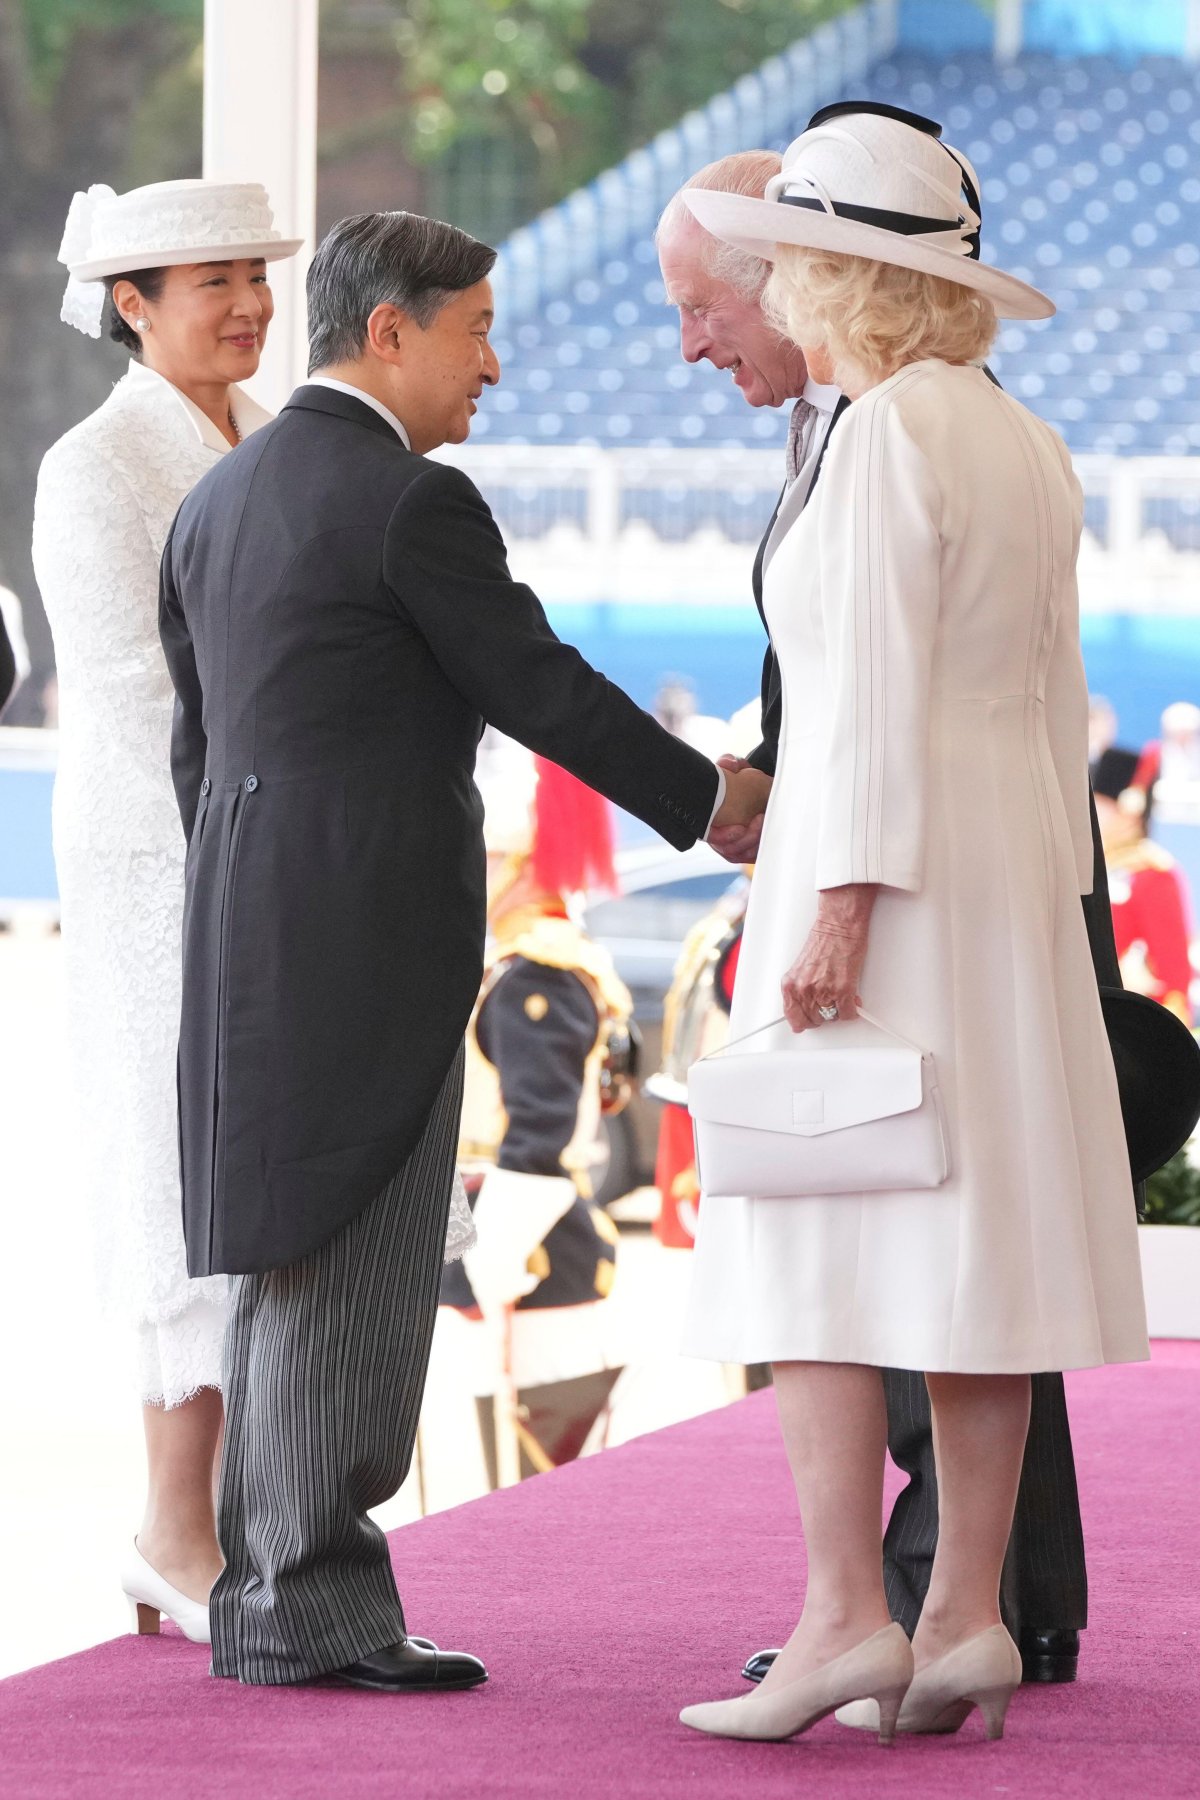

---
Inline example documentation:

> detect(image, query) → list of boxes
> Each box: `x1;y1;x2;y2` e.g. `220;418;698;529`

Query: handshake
708;755;772;865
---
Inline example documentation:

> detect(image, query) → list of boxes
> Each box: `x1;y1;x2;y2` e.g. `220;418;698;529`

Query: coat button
244;774;259;793
200;777;211;796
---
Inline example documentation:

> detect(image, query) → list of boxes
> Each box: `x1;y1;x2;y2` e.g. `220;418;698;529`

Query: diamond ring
817;1003;839;1022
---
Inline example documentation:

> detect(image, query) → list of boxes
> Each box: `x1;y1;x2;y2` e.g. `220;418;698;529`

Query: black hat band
776;193;981;261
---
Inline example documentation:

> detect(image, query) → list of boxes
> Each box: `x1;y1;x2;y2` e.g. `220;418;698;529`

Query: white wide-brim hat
683;113;1053;322
58;178;303;337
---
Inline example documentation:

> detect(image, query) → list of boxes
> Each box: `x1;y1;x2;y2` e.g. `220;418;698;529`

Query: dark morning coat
159;384;719;1277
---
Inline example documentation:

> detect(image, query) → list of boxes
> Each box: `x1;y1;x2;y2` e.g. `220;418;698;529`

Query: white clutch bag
688;1009;950;1199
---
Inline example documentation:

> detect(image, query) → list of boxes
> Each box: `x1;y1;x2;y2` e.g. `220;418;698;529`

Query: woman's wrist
816;881;879;937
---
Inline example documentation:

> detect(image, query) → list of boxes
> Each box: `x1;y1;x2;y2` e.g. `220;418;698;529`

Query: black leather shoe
741;1648;779;1684
1019;1628;1079;1684
328;1639;488;1692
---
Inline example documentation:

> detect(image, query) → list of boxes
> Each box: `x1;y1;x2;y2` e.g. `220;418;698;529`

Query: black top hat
1100;988;1200;1183
1092;745;1154;827
1092;747;1141;801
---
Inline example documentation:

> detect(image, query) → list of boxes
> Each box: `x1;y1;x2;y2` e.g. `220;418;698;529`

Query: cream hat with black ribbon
58;178;303;338
682;103;1054;322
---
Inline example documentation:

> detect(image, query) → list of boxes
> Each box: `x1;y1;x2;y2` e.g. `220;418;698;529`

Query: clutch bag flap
687;1043;924;1138
685;1010;950;1198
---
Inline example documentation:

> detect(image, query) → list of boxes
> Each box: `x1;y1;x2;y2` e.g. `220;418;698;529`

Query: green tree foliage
384;0;597;162
583;0;855;168
322;0;854;205
17;0;197;97
1142;1151;1200;1227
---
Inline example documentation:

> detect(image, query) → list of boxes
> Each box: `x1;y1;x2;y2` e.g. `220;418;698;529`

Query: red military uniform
1107;839;1194;1024
1093;743;1195;1027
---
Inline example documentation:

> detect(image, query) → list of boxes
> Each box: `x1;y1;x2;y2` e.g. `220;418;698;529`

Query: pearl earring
134;317;151;333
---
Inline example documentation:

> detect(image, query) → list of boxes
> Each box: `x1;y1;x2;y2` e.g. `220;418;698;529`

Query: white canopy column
994;0;1024;62
202;0;319;411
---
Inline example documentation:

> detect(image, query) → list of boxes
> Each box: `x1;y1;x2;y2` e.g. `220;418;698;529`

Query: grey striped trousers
210;1048;464;1686
882;1368;1087;1638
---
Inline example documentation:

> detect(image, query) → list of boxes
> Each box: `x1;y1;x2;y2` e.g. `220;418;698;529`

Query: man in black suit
657;114;1101;1689
159;210;768;1693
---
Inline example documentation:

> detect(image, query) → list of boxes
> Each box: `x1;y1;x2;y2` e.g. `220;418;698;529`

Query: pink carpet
2;1343;1198;1799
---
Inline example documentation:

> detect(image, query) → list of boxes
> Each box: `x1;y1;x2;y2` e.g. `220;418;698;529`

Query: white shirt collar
802;376;843;415
305;376;412;448
122;358;272;453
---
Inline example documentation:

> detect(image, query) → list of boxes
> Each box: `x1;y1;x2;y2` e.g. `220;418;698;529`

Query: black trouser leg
880;1367;1087;1639
210;1050;464;1685
1001;1371;1088;1635
880;1367;939;1637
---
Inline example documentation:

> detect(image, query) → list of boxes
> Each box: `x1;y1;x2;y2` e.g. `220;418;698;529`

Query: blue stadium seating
475;52;1199;458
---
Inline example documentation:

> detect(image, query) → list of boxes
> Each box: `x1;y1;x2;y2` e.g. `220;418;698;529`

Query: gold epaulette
1107;839;1179;878
661;902;743;1058
487;905;633;1025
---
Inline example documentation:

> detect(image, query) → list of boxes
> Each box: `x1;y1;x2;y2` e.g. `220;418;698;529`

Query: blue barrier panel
541;605;1200;750
0;730;58;909
1078;615;1200;748
4;607;1200;899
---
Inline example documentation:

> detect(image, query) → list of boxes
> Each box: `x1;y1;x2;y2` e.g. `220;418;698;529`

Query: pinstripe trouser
881;1368;1087;1638
209;1048;465;1686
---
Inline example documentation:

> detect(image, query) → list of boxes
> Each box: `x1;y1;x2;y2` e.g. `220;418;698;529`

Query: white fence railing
438;446;1200;546
433;446;1200;609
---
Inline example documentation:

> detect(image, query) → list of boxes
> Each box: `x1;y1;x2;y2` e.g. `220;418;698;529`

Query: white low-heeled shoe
835;1625;1022;1740
120;1541;213;1644
680;1623;914;1745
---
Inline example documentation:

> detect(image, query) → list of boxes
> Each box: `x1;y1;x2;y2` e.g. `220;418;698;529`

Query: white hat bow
58;185;117;339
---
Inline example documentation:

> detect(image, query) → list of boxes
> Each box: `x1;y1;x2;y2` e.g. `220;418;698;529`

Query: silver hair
655;150;782;300
307;210;496;372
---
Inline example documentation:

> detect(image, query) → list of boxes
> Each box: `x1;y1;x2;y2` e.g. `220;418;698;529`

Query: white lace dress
32;364;268;1404
34;363;475;1407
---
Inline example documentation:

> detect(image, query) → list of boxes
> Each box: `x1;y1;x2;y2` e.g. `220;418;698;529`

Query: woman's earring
134;317;151;333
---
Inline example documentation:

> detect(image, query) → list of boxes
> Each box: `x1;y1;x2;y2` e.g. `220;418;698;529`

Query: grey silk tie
784;396;817;484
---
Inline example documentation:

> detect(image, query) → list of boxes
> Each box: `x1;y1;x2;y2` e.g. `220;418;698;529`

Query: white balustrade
434;443;1200;609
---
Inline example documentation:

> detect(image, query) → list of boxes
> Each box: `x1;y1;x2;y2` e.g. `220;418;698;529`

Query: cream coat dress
683;360;1149;1374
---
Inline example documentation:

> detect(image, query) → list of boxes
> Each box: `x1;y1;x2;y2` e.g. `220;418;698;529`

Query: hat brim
69;238;304;283
682;188;1053;322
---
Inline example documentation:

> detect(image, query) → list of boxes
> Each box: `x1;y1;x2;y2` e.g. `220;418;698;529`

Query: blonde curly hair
764;245;998;389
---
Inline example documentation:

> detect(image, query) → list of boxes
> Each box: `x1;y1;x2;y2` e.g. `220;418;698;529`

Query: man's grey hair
655;150;783;299
307;211;497;372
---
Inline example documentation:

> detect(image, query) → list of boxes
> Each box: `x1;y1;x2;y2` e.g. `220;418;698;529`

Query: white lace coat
34;363;474;1406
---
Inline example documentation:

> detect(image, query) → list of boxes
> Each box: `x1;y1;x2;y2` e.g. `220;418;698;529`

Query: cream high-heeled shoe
680;1623;914;1745
835;1624;1022;1740
119;1541;213;1644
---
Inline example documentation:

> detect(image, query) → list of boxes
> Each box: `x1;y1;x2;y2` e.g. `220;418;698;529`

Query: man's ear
365;302;413;364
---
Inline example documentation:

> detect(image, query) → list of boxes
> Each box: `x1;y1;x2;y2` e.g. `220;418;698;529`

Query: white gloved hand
462;1167;576;1315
